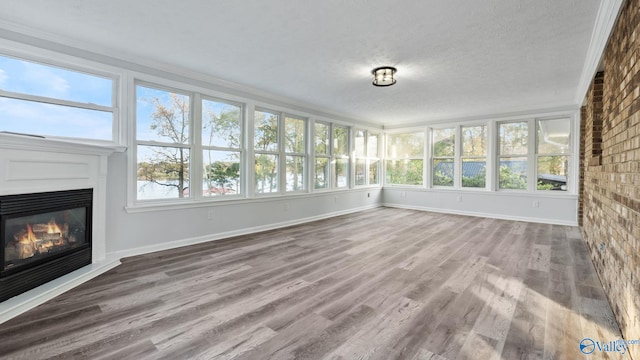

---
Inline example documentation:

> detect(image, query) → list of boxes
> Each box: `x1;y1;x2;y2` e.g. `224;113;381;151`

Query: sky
0;55;113;140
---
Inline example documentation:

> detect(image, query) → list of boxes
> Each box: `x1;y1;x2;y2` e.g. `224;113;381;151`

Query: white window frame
0;49;120;144
535;117;571;193
430;126;457;188
384;130;426;187
200;95;244;198
313;120;333;191
332;124;350;189
253;107;308;196
460;123;488;190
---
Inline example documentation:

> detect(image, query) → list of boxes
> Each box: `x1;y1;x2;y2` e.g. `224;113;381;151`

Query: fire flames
8;219;72;261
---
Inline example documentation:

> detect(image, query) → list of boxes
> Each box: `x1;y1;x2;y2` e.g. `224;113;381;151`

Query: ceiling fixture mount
371;66;397;87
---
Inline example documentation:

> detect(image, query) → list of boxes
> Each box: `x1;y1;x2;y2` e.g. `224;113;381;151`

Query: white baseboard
0;204;380;325
0;258;121;325
109;204;382;260
382;202;578;226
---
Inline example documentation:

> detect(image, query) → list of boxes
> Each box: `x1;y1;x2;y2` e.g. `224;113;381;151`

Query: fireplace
1;189;92;302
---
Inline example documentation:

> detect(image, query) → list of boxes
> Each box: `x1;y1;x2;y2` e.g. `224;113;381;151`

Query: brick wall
581;0;640;356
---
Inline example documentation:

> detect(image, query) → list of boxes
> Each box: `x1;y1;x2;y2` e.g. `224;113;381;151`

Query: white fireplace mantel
0;132;125;324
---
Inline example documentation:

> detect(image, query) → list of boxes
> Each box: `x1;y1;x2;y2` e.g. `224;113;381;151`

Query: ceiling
0;1;602;127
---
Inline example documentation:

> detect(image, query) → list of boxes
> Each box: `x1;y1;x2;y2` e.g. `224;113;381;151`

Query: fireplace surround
1;189;93;302
0;132;123;323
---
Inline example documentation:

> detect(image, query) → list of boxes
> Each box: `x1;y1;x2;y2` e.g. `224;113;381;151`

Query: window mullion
191;93;202;201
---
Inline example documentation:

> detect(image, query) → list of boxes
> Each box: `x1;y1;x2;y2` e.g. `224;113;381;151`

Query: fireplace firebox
1;189;92;302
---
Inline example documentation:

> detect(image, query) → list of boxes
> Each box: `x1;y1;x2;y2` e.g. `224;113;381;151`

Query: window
333;125;349;188
368;132;380;185
498;121;528;190
202;98;242;196
432;127;455;187
136;85;191;200
537;118;570;191
461;125;487;188
354;129;380;186
254;109;279;194
0;54;115;141
285;115;306;191
314;122;331;189
135;83;245;202
385;132;424;185
254;109;307;194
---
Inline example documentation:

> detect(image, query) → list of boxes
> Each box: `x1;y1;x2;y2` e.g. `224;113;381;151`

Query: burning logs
5;219;73;262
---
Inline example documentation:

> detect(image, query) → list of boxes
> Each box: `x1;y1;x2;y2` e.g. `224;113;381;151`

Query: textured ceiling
0;0;601;126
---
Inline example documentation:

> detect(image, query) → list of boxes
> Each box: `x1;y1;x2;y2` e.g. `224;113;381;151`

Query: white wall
106;152;381;258
383;187;578;225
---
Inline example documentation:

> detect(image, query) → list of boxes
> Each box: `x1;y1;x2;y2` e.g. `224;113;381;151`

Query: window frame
332;124;350;189
496;119;532;191
200;95;244;198
384;130;426;187
535;117;571;192
0;50;119;144
430;126;457;188
460;124;488;190
354;128;381;187
253;107;308;196
313;121;332;191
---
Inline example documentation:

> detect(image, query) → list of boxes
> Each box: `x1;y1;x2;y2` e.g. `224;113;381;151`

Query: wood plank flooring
0;208;626;359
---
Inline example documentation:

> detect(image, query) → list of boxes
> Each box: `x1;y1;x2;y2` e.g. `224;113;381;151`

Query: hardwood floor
0;208;625;359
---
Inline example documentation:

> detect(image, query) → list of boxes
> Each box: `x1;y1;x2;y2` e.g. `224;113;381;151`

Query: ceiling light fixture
371;66;397;87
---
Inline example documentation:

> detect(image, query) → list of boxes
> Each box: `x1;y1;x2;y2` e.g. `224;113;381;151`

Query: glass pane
537;156;568;191
203;150;240;196
202;99;241;149
385;159;423;185
432;128;455;157
462;158;486;188
0;55;112;106
355;129;366;157
255;154;278;193
137;145;190;200
334;158;348;188
387;132;424;158
462;125;486;156
433;158;454;186
499;122;528;155
499;157;527;190
333;126;349;156
368;133;379;158
538;118;570;154
254;110;278;151
286;156;305;191
0;97;112;140
355;159;366;186
136;85;190;144
284;116;305;153
369;160;379;185
4;207;87;271
314;157;330;189
315;123;329;155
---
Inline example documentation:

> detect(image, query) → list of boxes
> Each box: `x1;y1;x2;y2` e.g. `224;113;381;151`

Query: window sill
125;187;380;213
381;186;577;199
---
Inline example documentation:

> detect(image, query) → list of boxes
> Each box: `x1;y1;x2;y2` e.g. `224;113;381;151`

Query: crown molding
575;0;624;104
383;104;580;130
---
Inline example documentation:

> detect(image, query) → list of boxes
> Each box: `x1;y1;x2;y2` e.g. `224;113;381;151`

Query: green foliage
462;169;486;188
499;165;527;189
537;181;554;191
433;169;453;186
386;160;423;185
205;161;239;194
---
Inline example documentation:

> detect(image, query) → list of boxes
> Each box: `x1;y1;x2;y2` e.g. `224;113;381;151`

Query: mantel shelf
0;132;126;155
